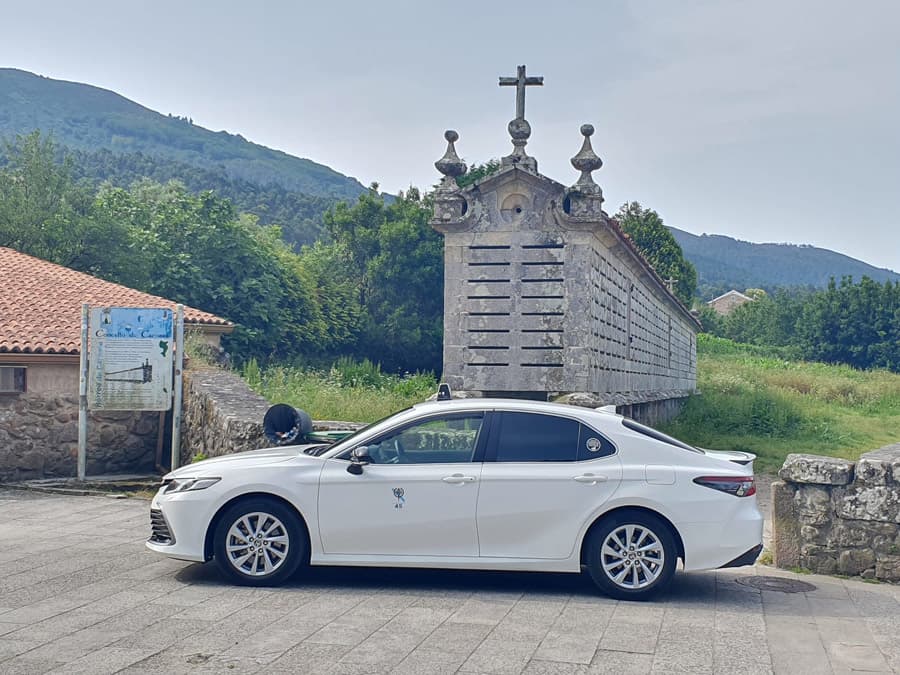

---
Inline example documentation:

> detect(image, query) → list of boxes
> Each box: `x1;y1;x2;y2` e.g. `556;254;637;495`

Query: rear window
487;412;616;462
621;418;703;454
490;411;580;462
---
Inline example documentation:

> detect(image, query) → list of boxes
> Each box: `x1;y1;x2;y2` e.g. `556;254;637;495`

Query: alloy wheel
600;523;665;590
225;511;290;577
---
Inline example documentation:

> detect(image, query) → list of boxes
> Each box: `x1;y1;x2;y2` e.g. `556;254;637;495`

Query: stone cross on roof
499;64;543;121
498;65;543;171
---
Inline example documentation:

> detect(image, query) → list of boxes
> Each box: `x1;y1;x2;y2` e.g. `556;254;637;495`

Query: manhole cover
735;575;816;593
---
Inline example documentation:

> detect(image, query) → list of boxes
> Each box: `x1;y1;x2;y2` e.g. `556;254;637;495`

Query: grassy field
661;335;900;473
237;337;900;474
241;357;436;422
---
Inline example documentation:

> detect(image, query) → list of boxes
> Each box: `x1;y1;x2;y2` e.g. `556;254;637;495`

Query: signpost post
77;304;89;481
171;304;184;471
78;306;179;480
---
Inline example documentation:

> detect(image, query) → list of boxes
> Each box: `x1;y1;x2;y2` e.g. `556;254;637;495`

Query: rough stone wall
773;445;900;581
0;393;158;481
179;367;364;465
180;368;271;464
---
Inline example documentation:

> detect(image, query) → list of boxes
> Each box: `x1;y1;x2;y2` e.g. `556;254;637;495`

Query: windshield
320;407;413;458
621;418;704;454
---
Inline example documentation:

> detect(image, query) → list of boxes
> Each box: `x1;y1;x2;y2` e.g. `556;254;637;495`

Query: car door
476;410;622;559
317;411;486;557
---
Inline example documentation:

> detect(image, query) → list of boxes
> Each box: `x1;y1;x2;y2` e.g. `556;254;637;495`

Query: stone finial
503;117;536;172
434;130;467;189
431;130;469;226
570;124;603;194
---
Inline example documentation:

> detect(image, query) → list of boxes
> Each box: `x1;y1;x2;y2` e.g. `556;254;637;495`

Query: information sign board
87;307;174;411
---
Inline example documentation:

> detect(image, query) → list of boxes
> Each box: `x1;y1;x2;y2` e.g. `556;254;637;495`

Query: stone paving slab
1;489;898;674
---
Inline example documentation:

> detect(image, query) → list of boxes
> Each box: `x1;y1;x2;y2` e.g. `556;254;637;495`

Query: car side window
362;413;484;465
488;412;580;462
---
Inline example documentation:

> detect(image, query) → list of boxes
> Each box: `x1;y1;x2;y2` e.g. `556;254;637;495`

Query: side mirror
346;446;371;475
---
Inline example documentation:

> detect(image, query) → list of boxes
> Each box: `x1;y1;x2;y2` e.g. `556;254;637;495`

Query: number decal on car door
392;487;405;509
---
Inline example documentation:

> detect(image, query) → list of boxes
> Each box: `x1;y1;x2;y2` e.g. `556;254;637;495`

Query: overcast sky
2;0;898;271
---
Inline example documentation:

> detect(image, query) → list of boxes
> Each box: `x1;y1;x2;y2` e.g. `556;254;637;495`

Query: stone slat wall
583;241;696;397
444;226;697;401
773;445;900;581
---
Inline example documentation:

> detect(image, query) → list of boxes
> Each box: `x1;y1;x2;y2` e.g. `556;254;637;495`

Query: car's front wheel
585;511;677;600
213;497;306;586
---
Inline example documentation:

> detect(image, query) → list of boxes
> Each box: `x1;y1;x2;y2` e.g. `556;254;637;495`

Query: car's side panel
476;455;623;559
317;459;482;556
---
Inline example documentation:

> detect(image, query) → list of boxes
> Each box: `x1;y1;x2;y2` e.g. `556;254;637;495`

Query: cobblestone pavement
1;488;898;674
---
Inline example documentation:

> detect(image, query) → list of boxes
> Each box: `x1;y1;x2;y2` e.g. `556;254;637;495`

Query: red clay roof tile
0;247;232;355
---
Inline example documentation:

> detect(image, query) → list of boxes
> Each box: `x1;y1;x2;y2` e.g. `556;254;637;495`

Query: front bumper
145;487;216;562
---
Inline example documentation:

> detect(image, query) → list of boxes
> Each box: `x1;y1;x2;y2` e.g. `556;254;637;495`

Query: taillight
693;476;756;497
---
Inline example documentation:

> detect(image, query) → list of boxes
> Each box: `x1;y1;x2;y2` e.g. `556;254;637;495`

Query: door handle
574;474;608;484
442;474;476;484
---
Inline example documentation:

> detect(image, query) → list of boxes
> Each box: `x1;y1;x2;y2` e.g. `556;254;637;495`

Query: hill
68;148;335;247
0;68;366;202
670;227;900;298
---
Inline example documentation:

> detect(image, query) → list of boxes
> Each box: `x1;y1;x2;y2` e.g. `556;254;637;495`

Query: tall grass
242;357;436;422
661;335;900;473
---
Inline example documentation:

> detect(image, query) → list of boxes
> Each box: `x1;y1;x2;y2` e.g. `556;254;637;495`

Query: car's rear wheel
213;498;306;586
585;511;677;600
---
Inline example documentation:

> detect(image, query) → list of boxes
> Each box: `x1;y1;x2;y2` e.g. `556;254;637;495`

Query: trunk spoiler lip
701;448;757;466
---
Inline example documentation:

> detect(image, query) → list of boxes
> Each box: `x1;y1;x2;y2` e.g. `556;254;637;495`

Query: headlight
163;477;221;494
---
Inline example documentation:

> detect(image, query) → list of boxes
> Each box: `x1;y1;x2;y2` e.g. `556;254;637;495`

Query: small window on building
0;367;26;393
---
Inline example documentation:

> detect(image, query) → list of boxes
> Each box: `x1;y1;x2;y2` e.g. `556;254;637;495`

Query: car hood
165;444;325;479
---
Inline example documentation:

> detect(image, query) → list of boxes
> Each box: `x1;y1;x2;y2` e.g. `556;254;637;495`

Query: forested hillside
670;227;900;298
68;148;334;247
0;68;366;201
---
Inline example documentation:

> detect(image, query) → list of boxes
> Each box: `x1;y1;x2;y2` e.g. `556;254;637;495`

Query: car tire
585;510;677;600
213;497;306;586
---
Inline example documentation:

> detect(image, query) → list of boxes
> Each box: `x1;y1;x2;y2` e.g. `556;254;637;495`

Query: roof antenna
437;383;452;401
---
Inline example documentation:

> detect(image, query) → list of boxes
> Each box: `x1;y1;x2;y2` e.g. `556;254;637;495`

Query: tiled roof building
0;247;231;355
0;247;232;481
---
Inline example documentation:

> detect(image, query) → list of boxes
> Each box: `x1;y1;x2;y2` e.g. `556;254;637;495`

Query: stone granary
431;66;700;420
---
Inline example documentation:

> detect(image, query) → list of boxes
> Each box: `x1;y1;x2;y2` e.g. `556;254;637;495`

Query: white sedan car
147;397;763;599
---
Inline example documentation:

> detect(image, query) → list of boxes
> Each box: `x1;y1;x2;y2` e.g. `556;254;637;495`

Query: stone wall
773;445;900;582
179;367;364;466
179;368;272;464
0;393;159;481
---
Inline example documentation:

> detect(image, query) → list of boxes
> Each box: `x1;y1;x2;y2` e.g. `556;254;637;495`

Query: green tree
321;186;443;372
615;202;697;305
697;306;725;336
796;277;900;371
456;159;501;189
95;180;328;362
0;131;132;278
